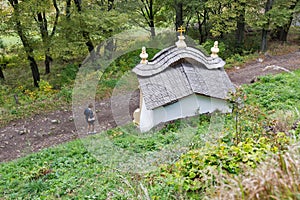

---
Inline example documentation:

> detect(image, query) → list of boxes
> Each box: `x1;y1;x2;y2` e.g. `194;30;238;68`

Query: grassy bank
1;69;299;199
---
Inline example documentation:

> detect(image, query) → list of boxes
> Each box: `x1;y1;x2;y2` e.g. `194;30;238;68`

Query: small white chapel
132;28;235;132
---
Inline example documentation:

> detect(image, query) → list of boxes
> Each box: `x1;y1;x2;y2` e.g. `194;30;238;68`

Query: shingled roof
132;46;235;110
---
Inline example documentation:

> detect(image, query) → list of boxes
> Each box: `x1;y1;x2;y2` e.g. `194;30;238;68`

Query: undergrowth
1;69;300;199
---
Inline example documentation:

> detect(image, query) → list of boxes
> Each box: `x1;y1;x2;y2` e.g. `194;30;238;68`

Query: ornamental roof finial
177;26;185;37
176;26;187;48
211;41;219;58
140;46;148;64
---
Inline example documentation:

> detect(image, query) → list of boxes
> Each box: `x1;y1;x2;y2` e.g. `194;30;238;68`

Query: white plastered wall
139;94;231;132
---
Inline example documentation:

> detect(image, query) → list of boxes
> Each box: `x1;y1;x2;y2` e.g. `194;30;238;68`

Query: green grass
244;70;300;111
1;69;300;199
0;140;120;199
0;122;197;199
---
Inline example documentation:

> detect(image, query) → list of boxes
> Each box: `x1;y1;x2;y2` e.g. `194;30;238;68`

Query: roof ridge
132;46;225;77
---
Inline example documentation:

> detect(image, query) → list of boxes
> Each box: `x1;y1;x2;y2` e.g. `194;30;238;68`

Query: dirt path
227;51;300;85
1;50;300;162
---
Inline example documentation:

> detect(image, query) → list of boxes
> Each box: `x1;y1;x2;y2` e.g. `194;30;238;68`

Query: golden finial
177;26;185;36
176;26;187;48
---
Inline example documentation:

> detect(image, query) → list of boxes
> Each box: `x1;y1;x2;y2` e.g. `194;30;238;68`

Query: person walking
84;103;96;134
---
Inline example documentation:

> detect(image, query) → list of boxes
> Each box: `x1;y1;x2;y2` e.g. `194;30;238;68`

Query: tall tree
104;0;116;59
116;0;164;37
174;0;183;30
140;0;156;37
8;0;40;87
206;0;237;37
271;0;300;42
193;0;210;44
235;0;246;52
34;0;60;74
73;0;96;59
165;0;210;43
56;0;126;61
261;0;274;52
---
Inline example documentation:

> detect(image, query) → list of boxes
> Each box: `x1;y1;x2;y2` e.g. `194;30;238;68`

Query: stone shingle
133;46;235;110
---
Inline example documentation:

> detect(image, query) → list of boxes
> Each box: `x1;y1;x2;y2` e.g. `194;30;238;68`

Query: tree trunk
83;32;96;60
197;12;204;44
45;50;52;74
197;10;208;44
140;0;156;37
43;0;59;74
9;0;40;87
37;12;53;74
104;38;116;59
28;54;40;87
235;2;245;53
272;26;289;42
261;0;273;52
150;26;156;37
175;1;183;30
0;64;5;80
149;0;155;37
204;10;209;42
261;29;268;52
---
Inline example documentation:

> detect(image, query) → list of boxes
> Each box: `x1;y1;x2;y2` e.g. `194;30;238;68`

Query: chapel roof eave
132;46;226;77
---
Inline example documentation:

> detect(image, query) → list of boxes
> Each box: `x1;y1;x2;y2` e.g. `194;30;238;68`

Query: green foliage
0;140;114;199
57;86;73;103
1;69;300;199
295;123;300;139
225;53;246;67
205;143;300;199
244;70;300;111
146;70;300;197
151;109;291;195
201;37;260;61
164;137;274;190
106;122;180;153
205;0;238;37
0;79;62;126
21;79;56;101
102;48;159;80
59;64;79;85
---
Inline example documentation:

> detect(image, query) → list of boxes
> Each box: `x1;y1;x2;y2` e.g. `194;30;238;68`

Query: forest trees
140;0;156;37
1;0;299;86
261;0;274;52
4;0;125;87
8;0;40;87
34;0;60;74
271;0;300;42
117;0;166;37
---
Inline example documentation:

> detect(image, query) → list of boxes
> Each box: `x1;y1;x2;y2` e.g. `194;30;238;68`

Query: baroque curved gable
132;46;226;77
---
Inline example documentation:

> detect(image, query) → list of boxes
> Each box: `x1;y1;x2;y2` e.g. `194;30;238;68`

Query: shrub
206;143;300;200
23;80;56;101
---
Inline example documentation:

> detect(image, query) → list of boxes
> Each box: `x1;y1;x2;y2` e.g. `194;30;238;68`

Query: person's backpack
84;108;95;121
